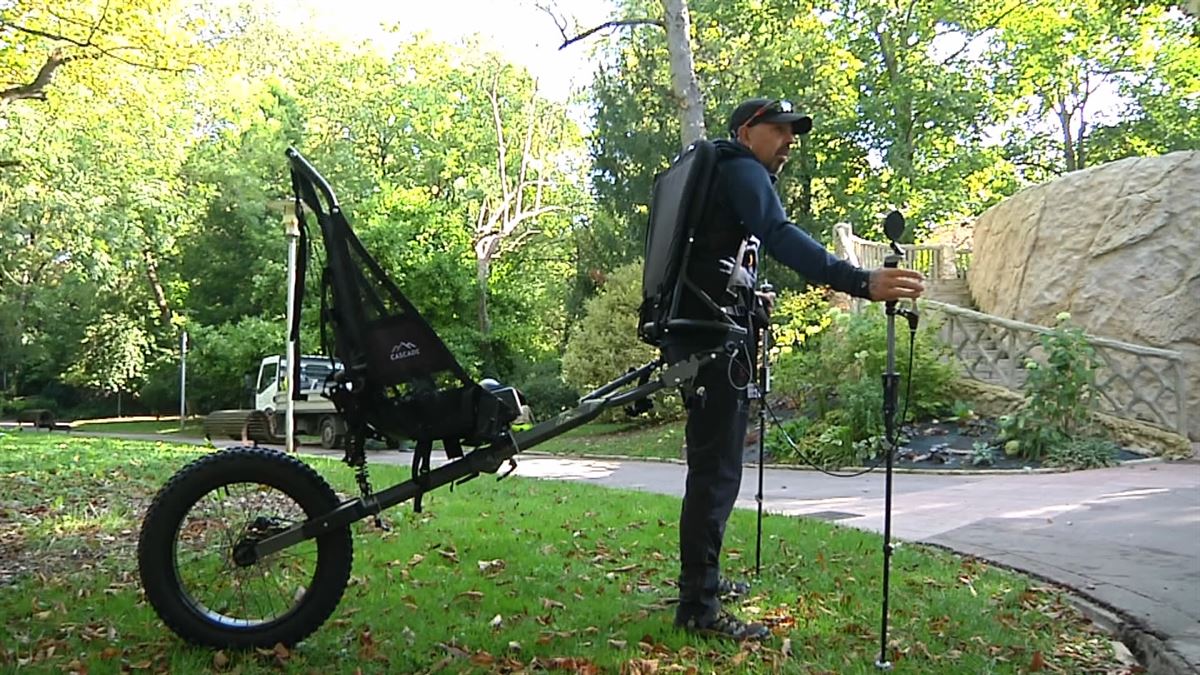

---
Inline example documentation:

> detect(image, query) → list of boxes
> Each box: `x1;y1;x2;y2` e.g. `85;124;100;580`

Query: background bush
998;313;1113;462
561;261;682;424
768;300;958;466
512;358;579;421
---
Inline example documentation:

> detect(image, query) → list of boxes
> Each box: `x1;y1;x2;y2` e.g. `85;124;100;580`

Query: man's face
738;121;796;174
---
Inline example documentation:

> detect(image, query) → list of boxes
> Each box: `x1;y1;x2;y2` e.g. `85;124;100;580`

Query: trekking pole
875;265;900;671
754;283;772;577
875;211;916;671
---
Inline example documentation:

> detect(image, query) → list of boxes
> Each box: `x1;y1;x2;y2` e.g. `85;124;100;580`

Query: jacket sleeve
720;157;872;299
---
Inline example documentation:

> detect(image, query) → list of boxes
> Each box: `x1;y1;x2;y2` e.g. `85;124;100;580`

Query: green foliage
510;359;579;420
2;0;1195;425
986;0;1198;175
1045;437;1121;470
586;0;1196;273
970;441;998;467
998;313;1107;462
769;304;958;466
562;262;681;423
62;313;150;397
185;317;284;413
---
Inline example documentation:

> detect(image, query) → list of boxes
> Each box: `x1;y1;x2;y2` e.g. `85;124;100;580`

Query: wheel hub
231;516;286;566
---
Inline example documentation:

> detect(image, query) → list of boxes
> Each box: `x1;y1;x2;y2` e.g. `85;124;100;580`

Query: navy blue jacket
685;139;871;312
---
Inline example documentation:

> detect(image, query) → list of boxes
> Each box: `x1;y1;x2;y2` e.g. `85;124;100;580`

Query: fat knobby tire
137;447;353;648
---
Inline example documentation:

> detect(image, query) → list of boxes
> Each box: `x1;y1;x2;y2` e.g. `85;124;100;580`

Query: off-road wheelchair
136;141;756;648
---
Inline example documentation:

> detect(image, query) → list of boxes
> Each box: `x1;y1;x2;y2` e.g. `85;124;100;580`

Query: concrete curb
919;541;1197;675
527;449;1164;476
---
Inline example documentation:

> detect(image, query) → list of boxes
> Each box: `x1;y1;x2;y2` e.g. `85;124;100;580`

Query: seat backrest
287;152;468;392
285;148;514;445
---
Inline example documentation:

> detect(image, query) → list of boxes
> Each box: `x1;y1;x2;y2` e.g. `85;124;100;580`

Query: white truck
252;354;533;449
253;354;349;448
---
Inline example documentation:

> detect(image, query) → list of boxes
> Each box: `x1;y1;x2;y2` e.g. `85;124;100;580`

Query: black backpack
638;140;746;346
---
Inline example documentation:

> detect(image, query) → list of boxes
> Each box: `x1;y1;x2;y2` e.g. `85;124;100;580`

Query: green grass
0;432;1127;674
531;420;686;461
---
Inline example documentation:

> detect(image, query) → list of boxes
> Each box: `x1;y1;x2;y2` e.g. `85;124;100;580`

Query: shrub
512;359;579;420
185;317;285;413
769;302;958;466
0;395;59;419
561;261;682;423
998;313;1109;462
1045;437;1120;470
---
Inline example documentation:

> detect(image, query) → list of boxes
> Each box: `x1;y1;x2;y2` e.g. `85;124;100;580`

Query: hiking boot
676;609;770;642
718;577;750;599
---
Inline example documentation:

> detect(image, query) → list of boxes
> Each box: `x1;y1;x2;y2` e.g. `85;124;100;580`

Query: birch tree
541;0;707;148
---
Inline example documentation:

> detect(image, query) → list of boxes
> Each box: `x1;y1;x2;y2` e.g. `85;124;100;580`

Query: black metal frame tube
754;319;770;576
252;354;713;560
875;253;903;672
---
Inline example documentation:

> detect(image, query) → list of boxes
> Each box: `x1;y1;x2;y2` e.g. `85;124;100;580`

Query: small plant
1045;437;1121;470
949;399;977;421
809;419;859;468
998;313;1107;462
970;441;996;467
765;415;813;461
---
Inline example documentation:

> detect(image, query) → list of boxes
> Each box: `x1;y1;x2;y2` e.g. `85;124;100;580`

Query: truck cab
254;355;347;447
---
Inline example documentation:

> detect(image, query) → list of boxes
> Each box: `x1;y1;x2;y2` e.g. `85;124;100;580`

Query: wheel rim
321;421;335;447
173;481;320;628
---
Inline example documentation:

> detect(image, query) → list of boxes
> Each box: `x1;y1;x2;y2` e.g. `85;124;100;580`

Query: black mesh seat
286;149;517;450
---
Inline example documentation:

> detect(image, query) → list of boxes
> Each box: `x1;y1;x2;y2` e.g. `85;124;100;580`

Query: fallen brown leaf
542;656;600;673
621;658;659;675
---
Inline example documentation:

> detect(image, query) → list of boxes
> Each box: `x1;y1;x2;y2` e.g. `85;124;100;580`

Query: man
668;98;925;641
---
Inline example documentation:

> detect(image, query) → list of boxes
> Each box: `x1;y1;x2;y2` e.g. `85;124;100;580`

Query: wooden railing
924;300;1190;437
833;223;967;281
829;223;1188;437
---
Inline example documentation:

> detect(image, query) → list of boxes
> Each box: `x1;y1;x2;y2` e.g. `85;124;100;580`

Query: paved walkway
49;430;1200;673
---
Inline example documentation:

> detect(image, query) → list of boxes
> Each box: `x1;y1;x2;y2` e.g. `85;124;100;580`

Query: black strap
289;170;309;401
412;439;433;513
320;267;332;361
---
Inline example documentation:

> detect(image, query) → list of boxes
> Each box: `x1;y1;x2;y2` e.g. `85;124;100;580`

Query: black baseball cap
727;98;813;136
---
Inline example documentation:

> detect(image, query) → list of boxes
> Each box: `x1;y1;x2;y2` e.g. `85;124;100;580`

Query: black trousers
666;331;755;623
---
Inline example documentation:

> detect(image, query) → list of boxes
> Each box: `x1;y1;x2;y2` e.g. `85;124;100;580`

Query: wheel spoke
174;478;319;627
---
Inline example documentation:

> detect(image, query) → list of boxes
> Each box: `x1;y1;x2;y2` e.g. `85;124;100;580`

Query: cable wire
759;327;918;479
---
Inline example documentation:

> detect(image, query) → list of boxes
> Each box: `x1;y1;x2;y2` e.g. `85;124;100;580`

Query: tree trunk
476;254;495;374
143;247;173;328
476;256;492;336
660;0;706;148
1055;98;1078;172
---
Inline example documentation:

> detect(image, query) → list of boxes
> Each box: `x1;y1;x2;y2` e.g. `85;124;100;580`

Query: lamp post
283;201;299;454
179;331;187;430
